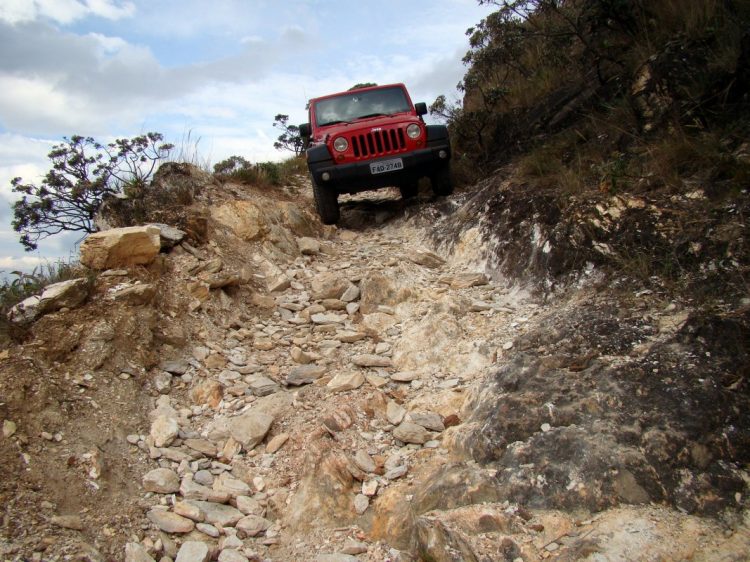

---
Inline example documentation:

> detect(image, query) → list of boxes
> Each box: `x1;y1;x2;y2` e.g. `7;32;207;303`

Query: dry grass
214;155;308;188
0;258;93;343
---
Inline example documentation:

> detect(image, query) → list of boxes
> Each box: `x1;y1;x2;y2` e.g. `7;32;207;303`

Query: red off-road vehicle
299;83;452;224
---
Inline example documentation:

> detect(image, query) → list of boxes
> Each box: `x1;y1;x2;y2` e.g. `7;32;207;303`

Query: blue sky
0;0;494;272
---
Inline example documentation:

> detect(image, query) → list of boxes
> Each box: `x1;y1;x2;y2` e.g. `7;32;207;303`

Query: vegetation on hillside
272;114;305;155
213;155;307;187
426;0;750;299
10;133;173;251
435;0;750;194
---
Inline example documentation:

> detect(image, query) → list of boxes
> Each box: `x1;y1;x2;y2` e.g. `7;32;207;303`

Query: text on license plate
370;158;404;175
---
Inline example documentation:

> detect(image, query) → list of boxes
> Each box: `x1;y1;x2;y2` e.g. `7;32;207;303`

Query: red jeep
299;83;452;224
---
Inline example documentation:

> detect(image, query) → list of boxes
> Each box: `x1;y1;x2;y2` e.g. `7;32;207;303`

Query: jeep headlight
406;123;422;139
333;137;349;152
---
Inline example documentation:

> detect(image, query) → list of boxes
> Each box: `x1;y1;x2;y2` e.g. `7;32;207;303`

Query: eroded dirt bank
1;168;749;561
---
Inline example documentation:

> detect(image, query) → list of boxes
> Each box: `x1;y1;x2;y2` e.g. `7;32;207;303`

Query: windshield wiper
357;113;387;119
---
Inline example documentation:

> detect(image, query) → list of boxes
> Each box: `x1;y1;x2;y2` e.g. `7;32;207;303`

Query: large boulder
7;278;90;325
211;201;267;241
80;225;161;269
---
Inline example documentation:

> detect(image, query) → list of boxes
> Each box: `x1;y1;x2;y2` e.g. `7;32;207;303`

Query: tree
348;82;377;90
11;132;173;251
213;155;253;176
272;114;304;155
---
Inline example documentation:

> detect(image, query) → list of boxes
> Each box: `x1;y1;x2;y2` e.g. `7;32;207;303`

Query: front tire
430;163;453;196
312;177;340;224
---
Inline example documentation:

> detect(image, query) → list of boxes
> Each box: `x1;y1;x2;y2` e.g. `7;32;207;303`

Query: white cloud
87;32;129;54
0;0;135;25
0;134;54;200
0;75;102;133
0;254;55;272
0;0;496;266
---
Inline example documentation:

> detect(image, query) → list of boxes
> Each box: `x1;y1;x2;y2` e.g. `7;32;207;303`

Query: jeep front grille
350;127;407;158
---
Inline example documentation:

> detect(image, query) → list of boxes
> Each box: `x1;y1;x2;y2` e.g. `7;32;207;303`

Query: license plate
370;158;403;175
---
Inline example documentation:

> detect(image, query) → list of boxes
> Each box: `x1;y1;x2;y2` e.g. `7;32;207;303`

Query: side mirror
414;102;427;116
299;123;311;137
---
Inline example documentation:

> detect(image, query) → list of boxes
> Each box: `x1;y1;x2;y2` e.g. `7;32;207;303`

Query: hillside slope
1;165;748;561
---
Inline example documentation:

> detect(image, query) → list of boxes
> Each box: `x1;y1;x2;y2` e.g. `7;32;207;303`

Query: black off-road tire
312;177;340;224
430;163;453;196
399;180;419;199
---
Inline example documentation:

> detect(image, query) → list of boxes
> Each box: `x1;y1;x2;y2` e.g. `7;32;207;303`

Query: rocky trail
1;168;749;561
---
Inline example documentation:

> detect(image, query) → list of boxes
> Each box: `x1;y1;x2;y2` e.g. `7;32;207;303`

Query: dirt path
2;180;749;561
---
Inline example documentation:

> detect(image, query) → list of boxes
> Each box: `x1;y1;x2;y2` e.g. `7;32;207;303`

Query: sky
0;0;494;274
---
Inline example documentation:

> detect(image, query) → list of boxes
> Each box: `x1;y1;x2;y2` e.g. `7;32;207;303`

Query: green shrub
213;155;307;188
11;133;173;251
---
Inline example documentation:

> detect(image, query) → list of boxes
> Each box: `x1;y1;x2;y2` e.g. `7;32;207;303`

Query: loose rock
175;541;210;562
352;354;393;368
327;372;365;393
229;411;274;450
146;509;195;533
124;542;156;562
393;422;431;444
142;468;180;494
235;514;272;537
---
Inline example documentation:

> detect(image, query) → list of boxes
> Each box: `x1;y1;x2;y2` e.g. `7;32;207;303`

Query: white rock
229;411;274;450
386;401;406;425
142;468;180;493
185;500;244;527
174;501;204;522
354;494;369;515
352;354;392;368
265;433;289;453
124;542;156;562
362;479;378;497
150;415;179;448
80;225;161;270
213;473;252;497
3;420;17;438
236;495;264;516
390;371;417;382
7;278;90;325
235;514;272;537
196;523;220;538
384;465;408;480
340;284;361;302
327;372;365;393
353;450;376;473
290;347;317;364
393;422;431;444
146;509;195;533
346;302;360;315
311;312;347;324
310;272;350;300
180;475;231;503
408;412;445;432
175;541;210;562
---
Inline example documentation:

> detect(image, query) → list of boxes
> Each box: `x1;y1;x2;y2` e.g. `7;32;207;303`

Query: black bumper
306;126;451;195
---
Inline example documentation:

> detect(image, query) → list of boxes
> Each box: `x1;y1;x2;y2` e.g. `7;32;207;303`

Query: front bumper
306;126;451;195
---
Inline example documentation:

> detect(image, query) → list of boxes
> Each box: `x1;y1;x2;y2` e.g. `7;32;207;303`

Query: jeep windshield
314;86;411;127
